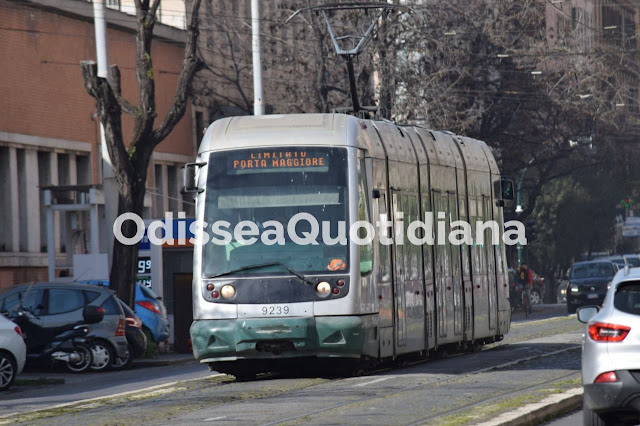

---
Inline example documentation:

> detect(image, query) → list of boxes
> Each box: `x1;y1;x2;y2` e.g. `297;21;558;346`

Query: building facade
0;0;198;288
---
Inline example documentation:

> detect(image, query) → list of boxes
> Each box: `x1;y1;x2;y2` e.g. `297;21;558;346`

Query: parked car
134;284;169;343
507;268;545;305
623;254;640;267
0;314;26;391
77;281;169;344
0;283;128;372
576;268;640;425
597;256;627;269
557;268;571;304
114;299;147;369
566;261;616;314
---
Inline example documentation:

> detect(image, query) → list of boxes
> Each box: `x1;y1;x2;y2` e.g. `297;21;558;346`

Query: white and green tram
185;113;512;378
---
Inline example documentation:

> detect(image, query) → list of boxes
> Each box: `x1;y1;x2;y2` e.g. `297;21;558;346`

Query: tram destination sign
228;149;329;174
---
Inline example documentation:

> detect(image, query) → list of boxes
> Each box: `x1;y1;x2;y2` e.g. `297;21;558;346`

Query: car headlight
316;281;331;297
560;289;566;295
220;284;236;299
570;284;579;293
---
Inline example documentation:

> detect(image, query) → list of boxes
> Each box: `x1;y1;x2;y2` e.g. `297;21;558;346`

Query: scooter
12;305;105;373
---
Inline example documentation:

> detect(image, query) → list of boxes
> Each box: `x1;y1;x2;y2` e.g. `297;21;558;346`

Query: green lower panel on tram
190;315;378;361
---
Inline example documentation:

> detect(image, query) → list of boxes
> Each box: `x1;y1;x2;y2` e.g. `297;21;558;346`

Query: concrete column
50;152;61;252
8;148;19;252
25;149;41;253
161;164;169;215
69;153;78;185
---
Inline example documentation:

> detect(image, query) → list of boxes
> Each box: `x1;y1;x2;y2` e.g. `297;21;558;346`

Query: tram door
484;196;498;331
392;192;407;348
433;192;454;340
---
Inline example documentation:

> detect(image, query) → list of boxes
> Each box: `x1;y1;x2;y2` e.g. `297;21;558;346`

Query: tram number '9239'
261;305;289;316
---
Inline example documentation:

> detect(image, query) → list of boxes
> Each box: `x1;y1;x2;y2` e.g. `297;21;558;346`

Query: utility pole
251;0;264;115
92;0;118;271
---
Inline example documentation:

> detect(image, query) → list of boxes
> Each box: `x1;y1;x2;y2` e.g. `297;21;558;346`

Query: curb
476;387;583;426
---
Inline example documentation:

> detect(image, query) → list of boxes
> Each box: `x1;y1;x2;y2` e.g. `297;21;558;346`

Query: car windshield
614;282;640;315
202;147;349;277
571;262;615;279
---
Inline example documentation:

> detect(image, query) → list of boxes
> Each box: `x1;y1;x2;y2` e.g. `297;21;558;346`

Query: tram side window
441;194;452;277
408;195;420;280
378;194;391;281
458;196;471;278
448;193;461;281
470;198;481;276
358;158;373;275
421;197;433;280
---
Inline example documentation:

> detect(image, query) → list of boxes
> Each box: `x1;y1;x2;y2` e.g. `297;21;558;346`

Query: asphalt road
2;304;585;426
0;362;211;415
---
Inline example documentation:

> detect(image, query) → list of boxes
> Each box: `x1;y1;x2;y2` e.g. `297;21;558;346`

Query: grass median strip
0;375;229;425
428;377;582;426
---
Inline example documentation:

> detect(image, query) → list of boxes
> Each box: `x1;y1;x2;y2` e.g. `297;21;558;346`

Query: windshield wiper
206;262;314;286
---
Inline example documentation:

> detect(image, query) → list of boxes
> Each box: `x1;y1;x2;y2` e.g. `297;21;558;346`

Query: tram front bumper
190;315;377;362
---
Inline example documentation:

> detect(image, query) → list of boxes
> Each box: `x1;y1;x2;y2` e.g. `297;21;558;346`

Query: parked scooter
13;305;105;373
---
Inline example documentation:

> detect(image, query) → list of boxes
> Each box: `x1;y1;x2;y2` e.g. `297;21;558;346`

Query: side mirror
181;162;206;194
83;305;105;324
577;305;599;323
500;177;515;201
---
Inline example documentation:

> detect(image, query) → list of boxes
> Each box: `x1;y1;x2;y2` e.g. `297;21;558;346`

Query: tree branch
151;0;203;144
109;65;138;116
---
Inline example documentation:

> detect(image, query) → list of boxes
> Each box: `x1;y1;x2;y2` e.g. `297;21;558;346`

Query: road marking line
353;376;394;387
0;373;225;421
203;416;227;422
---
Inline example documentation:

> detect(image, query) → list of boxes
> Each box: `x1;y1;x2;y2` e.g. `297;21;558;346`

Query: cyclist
516;263;533;314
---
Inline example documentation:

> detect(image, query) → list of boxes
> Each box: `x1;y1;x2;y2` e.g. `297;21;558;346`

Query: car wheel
90;340;114;372
111;344;134;370
0;351;16;391
531;289;541;305
66;344;93;373
583;399;610;426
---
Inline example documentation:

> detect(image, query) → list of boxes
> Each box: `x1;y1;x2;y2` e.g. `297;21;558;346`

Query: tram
185;113;513;378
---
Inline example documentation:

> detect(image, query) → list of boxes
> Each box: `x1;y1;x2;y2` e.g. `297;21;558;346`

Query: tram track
263;343;582;426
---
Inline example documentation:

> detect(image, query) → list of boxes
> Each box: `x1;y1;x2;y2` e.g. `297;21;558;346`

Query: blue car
134;284;170;343
76;281;169;343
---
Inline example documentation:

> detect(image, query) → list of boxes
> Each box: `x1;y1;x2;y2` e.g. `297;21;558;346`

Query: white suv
0;313;26;391
578;267;640;425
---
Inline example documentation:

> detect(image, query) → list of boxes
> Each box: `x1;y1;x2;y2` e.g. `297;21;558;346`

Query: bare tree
81;0;203;305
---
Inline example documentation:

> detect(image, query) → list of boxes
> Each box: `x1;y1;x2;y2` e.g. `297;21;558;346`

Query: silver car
577;267;640;425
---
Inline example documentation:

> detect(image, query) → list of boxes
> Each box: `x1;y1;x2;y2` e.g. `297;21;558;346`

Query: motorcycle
12;305;105;373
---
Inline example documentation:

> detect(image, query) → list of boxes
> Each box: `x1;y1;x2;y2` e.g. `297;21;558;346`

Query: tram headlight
220;284;236;299
316;281;331;297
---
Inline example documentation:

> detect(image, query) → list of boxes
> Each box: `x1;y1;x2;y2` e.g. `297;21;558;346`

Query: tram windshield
202;147;349;277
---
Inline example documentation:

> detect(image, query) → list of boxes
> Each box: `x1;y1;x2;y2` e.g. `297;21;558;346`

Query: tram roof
198;113;497;173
